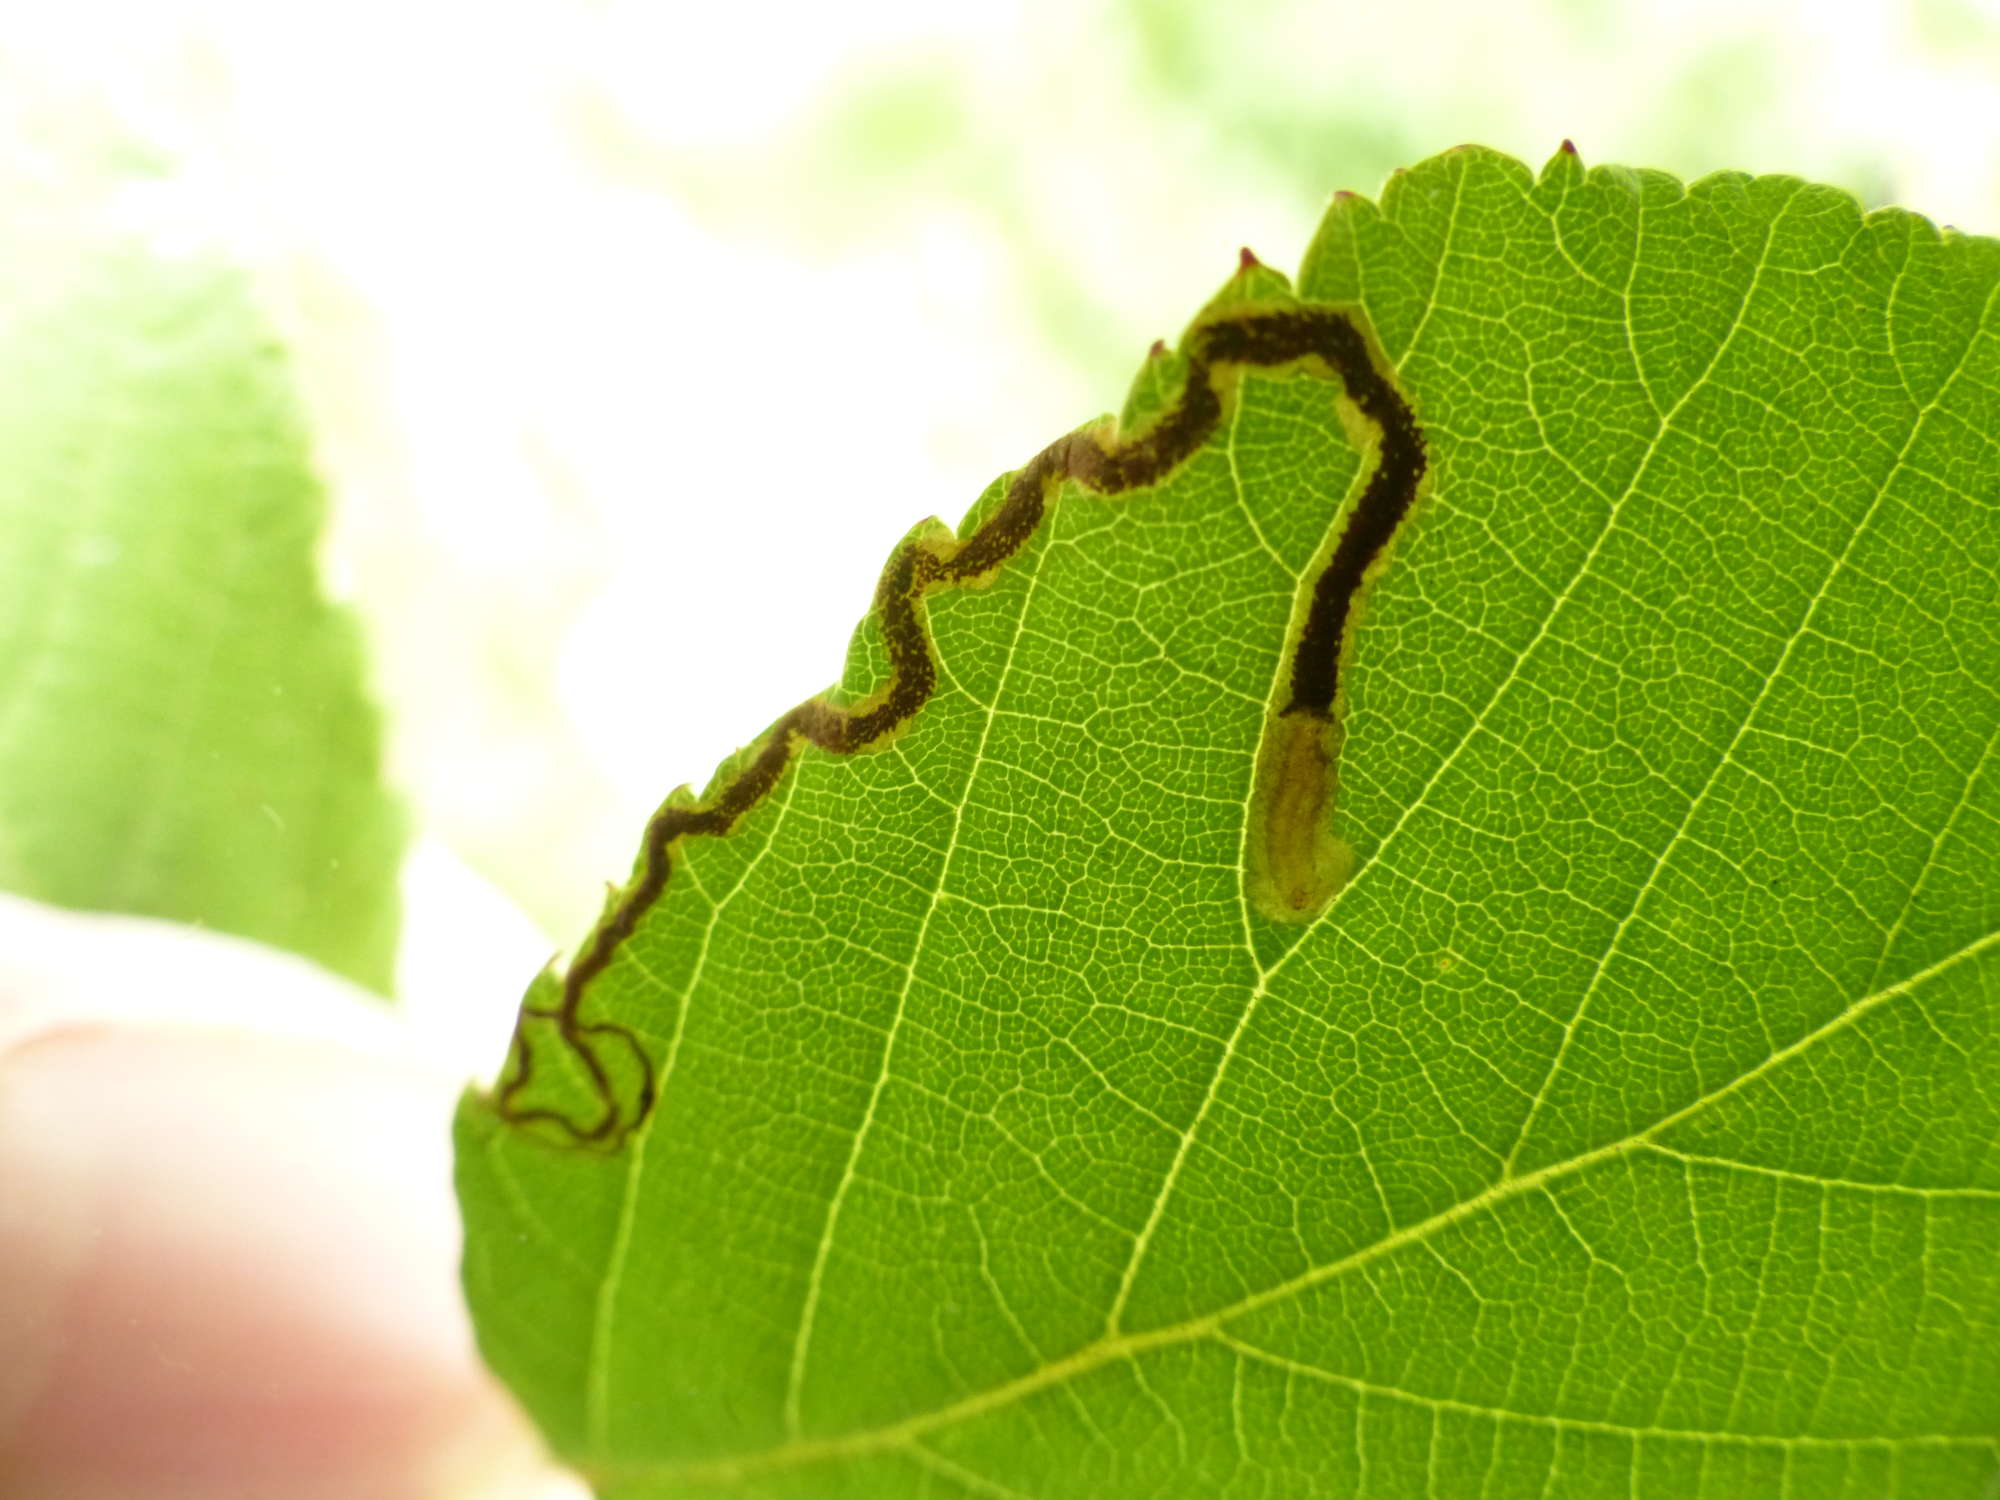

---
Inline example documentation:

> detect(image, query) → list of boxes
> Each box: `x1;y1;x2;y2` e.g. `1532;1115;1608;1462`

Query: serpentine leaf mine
493;278;1425;1148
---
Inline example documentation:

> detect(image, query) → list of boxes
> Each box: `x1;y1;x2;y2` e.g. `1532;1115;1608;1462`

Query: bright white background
6;0;1999;1019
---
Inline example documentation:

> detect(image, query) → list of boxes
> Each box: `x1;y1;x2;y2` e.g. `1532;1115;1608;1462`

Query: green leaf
0;213;405;993
456;146;2000;1496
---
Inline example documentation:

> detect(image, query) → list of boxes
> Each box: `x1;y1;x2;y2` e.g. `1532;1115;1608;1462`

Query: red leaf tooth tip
1148;338;1169;359
1238;246;1262;271
1559;138;1579;155
1334;189;1358;202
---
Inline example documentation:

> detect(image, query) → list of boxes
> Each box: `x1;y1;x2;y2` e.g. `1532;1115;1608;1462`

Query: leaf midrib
603;923;2000;1489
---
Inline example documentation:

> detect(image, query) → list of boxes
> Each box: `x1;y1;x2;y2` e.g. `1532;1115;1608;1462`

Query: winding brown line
493;301;1426;1147
1198;313;1428;718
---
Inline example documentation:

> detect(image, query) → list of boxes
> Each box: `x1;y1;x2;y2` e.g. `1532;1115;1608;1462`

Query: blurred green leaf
0;212;405;993
457;146;2000;1496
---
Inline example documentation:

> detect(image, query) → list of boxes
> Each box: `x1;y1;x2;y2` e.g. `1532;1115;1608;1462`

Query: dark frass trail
495;287;1425;1148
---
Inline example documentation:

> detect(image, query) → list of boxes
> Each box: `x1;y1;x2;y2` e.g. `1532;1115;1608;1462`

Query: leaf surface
457;146;2000;1497
0;206;405;992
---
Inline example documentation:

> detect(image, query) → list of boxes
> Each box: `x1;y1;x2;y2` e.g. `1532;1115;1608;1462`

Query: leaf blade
0;220;406;992
458;145;2000;1497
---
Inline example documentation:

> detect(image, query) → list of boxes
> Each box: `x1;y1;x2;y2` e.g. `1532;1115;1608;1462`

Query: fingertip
0;1024;547;1499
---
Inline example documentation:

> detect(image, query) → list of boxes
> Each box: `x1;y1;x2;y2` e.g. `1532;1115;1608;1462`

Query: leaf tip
1238;245;1262;272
